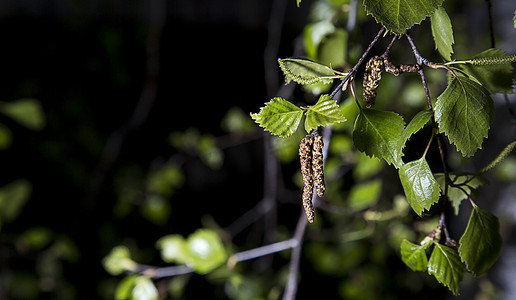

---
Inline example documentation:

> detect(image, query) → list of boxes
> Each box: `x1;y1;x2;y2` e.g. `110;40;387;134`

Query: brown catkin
312;133;325;198
362;56;384;108
383;57;400;76
399;64;421;73
299;135;315;223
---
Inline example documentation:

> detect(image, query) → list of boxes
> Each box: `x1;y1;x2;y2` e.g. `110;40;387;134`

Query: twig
485;0;496;48
282;212;308;300
330;26;386;98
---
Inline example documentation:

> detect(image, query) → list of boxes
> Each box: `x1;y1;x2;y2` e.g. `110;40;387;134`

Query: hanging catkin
362;56;384;108
299;135;315;223
312;133;325;198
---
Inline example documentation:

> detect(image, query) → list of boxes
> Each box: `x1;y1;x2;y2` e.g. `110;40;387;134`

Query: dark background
0;0;515;299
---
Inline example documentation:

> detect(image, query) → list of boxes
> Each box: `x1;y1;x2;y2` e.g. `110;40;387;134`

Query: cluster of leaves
251;0;516;295
103;229;228;299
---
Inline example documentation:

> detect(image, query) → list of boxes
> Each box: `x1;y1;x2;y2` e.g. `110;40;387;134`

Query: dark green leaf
0;98;46;130
435;75;493;157
305;94;347;132
251;97;303;138
278;58;337;85
458;49;514;94
434;173;487;215
400;239;428;271
428;243;464;296
0;179;32;223
458;205;502;276
431;6;454;60
353;109;405;168
399;110;433;155
363;0;444;34
399;157;441;216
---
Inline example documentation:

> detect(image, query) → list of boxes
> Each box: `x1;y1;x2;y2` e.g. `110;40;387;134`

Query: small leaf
185;229;228;274
251;97;303;138
435;75;493;157
0;98;46;130
353;109;405;168
115;275;158;300
431;6;454;60
399;157;441;216
399;110;433;155
400;239;428;271
156;234;189;264
305;94;347;132
459;49;514;94
428;243;464;296
458;205;502;276
0;179;32;223
434;173;487;215
103;246;136;275
278;58;337;85
362;0;444;34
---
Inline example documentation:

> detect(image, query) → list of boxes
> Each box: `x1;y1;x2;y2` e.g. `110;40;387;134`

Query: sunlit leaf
115;275;158;300
0;98;46;130
251;97;303;138
399;157;440;216
305;94;347;133
362;0;444;34
435;75;493;157
318;29;347;68
431;6;454;60
278;58;337;85
303;21;335;60
398;110;433;155
185;229;228;274
428;243;463;295
103;246;136;275
400;239;428;271
434;173;487;215
156;234;189;264
458;48;514;94
458;205;502;276
353;109;405;168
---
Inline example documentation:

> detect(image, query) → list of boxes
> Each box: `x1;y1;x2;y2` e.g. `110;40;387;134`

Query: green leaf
103;246;136;275
0;123;13;150
428;243;464;296
147;165;184;197
399;157;441;216
318;29;347;68
458;205;502;276
434;173;487;215
115;275;158;300
250;97;303;138
348;179;382;210
398;110;433;155
0;179;32;223
362;0;444;34
156;234;189;264
353;109;405;168
278;58;338;85
400;239;428;271
431;6;454;60
305;94;347;132
459;49;514;94
0;98;46;130
435;75;493;157
185;229;228;274
303;21;335;61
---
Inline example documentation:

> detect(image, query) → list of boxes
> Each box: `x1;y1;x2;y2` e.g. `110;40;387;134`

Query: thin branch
485;0;496;48
282;212;308;300
330;26;386;98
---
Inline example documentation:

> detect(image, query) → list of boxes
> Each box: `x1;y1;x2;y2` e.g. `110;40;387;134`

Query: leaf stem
330;26;386;98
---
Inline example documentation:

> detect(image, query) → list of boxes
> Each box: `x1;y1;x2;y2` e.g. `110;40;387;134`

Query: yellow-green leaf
251;97;303;138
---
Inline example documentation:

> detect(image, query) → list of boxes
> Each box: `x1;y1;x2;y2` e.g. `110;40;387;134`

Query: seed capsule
362;56;384;108
312;133;325;198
